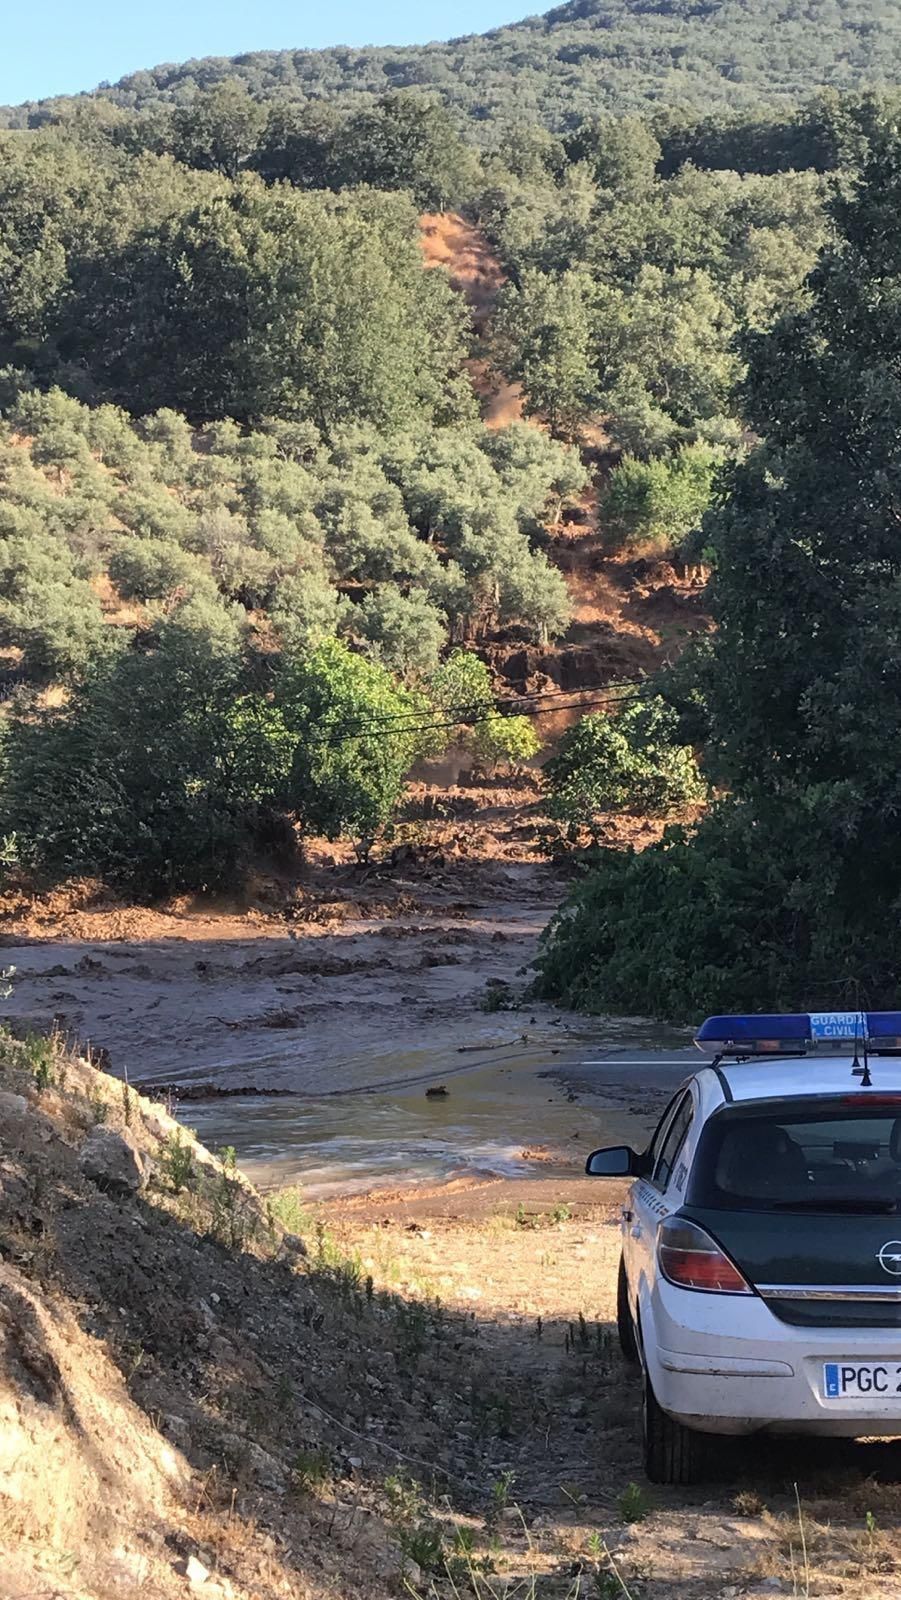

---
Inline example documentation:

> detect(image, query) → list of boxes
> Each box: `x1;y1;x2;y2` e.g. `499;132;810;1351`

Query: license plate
823;1362;901;1398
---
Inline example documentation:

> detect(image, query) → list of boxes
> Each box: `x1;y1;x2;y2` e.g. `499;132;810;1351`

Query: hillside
6;0;901;127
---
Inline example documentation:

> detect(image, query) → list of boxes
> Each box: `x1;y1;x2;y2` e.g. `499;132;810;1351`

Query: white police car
586;1011;901;1483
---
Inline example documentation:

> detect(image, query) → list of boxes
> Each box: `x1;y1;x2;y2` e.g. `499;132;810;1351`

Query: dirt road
320;1177;901;1599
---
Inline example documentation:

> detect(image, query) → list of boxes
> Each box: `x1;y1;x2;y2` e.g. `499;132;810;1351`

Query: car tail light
657;1217;752;1295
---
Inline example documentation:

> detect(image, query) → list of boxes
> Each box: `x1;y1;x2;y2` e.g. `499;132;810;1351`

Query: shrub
544;696;705;835
278;637;421;860
470;712;541;772
602;443;720;554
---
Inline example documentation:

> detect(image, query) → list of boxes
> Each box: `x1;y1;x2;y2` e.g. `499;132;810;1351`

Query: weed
618;1482;648;1524
121;1078;132;1127
24;1032;55;1093
268;1184;309;1235
122;1340;145;1385
733;1489;765;1517
393;1298;435;1359
211;1163;254;1252
451;1526;475;1556
583;1534;640;1600
471;1388;514;1440
89;1094;109;1124
516;1201;573;1231
312;1220;363;1298
384;1472;425;1526
485;1470;515;1533
163;1127;196;1194
218;1144;237;1171
791;1482;810;1600
399;1518;445;1573
291;1446;332;1494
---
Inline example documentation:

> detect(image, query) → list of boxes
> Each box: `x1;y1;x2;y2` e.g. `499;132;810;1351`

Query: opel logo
878;1241;901;1276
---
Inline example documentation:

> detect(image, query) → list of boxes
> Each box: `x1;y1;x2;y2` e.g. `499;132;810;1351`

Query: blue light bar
695;1011;901;1057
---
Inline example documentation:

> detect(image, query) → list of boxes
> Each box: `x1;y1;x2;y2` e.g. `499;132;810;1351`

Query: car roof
697;1056;901;1108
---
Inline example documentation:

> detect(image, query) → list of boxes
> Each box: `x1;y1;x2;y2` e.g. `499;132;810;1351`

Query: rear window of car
686;1096;901;1213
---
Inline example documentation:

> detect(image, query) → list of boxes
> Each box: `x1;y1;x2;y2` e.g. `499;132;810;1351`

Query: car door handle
630;1223;642;1239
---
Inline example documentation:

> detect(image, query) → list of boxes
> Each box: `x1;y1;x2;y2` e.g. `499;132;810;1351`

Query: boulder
79;1125;147;1195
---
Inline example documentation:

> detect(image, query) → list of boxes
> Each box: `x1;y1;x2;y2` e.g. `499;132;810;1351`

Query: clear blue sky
4;1;523;105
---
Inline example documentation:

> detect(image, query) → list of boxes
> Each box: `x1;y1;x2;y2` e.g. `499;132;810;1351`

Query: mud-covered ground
0;781;572;1090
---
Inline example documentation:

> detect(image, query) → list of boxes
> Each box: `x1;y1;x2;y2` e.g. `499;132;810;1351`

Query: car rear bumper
644;1283;901;1437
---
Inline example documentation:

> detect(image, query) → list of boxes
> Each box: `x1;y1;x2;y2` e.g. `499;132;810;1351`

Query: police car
586;1011;901;1483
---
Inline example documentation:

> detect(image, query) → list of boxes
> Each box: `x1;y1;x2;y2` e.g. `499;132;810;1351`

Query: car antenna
850;981;872;1087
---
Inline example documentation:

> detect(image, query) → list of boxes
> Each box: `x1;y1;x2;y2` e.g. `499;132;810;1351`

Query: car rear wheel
616;1256;640;1365
642;1368;706;1485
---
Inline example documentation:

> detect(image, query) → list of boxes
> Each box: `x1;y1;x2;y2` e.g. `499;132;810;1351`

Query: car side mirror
585;1145;646;1177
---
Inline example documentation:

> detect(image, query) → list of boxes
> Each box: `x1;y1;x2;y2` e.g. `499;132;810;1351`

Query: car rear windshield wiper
772;1196;900;1213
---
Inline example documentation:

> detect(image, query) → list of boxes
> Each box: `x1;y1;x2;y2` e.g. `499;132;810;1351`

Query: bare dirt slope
420;210;525;428
420;211;711;698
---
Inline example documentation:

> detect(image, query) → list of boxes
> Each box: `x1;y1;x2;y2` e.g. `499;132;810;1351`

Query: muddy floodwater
177;1031;695;1195
0;859;695;1196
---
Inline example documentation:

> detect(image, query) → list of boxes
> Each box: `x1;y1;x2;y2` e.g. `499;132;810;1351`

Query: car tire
616;1256;640;1365
642;1367;705;1485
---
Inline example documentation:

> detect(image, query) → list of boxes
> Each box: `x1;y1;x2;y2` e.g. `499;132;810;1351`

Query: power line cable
312;684;658;748
310;680;652;740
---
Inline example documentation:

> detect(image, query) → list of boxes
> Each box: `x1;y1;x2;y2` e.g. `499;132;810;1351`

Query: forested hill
6;0;901;128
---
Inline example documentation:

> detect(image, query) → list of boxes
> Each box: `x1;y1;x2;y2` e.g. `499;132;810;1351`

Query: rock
0;1091;28;1121
160;1413;193;1452
280;1233;307;1261
219;1434;288;1492
79;1125;147;1195
178;1555;211;1586
749;1582;784;1595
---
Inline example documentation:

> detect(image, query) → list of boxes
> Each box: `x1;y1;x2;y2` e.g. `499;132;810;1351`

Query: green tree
171;80;267;178
332;93;479;208
1;596;293;895
563;115;661;194
429;649;494;722
355;585;447;681
107;537;210;604
252;101;342;187
277;638;420;859
545;698;705;837
494;268;597;436
538;135;901;1015
602;443;722;553
0;533;112;681
62;182;472;433
470;712;540;773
